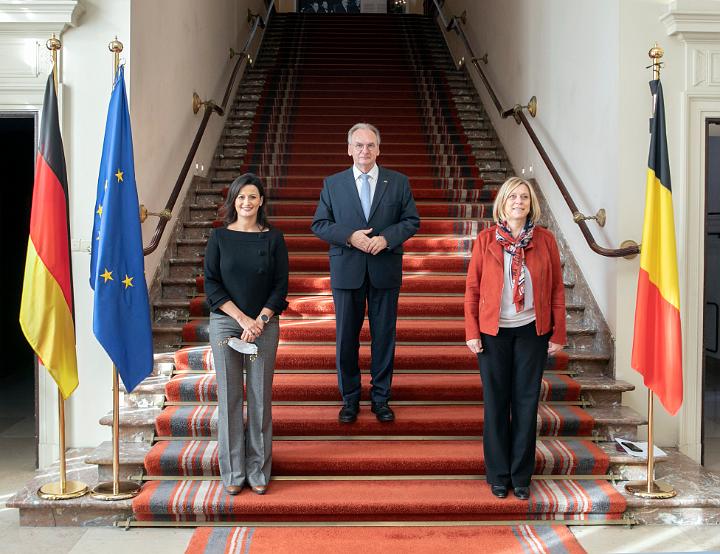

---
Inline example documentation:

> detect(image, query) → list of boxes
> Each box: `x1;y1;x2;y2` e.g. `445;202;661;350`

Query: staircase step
155;293;586;324
164;372;584;403
143;438;609;477
100;403;641;443
170;319;597;349
153;404;596;439
131;478;626;522
172;345;605;375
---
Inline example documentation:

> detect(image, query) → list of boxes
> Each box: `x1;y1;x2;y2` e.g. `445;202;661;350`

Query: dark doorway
0;113;38;470
703;119;720;471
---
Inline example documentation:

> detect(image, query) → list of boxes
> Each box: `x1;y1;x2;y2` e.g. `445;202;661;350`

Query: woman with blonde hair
464;177;566;500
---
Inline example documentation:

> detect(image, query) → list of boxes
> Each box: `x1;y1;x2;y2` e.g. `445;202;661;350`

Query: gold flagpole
38;34;89;501
90;36;141;501
625;43;676;500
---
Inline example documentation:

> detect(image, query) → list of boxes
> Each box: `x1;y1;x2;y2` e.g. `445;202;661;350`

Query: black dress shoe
513;486;530;500
225;485;243;495
338;401;359;423
371;402;395;422
490;485;508;498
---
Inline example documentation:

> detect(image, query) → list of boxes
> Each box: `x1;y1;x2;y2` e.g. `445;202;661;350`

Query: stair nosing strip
153;435;604;442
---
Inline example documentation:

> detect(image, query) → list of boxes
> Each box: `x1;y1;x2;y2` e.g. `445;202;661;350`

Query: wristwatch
259;314;269;323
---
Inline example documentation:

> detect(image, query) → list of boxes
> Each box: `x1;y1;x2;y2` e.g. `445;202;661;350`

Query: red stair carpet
133;12;625;527
185;525;587;554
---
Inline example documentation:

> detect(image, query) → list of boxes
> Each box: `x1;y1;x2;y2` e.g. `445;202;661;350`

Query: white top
353;164;379;204
498;249;536;328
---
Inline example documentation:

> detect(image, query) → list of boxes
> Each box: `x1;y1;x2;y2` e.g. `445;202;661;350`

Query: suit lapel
368;166;389;222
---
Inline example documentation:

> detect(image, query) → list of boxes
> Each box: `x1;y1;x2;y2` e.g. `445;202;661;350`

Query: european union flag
90;66;152;392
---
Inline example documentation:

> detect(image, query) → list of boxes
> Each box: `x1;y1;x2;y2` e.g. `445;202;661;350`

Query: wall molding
678;93;720;462
0;0;82;107
661;0;720;42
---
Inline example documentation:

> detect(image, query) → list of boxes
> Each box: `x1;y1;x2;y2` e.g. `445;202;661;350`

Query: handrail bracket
192;92;224;116
502;96;537;123
573;208;606;228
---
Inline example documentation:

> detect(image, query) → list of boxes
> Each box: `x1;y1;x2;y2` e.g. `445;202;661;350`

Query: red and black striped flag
631;79;683;415
19;73;78;398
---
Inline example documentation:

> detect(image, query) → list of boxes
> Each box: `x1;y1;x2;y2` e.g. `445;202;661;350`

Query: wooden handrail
431;1;640;259
143;2;273;256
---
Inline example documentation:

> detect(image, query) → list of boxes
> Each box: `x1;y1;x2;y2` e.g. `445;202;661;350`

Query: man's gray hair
347;122;381;145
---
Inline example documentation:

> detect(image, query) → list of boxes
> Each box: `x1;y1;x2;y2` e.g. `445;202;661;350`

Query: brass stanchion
625;390;676;498
625;44;676;500
90;37;140;501
37;34;89;502
90;365;141;500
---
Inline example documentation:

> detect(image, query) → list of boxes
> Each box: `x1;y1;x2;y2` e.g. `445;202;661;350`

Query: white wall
440;0;687;446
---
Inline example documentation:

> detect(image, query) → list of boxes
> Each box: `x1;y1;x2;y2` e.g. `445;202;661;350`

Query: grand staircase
120;13;642;525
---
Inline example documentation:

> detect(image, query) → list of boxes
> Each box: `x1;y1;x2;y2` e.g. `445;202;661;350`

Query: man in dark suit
312;123;420;423
333;0;353;13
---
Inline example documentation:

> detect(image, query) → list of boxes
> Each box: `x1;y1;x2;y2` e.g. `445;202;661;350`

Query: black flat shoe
490;485;508;498
251;485;267;495
225;485;243;495
339;401;359;423
371;402;395;422
513;486;530;500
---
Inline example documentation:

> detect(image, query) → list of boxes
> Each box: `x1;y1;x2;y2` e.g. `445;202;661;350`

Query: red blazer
464;225;567;345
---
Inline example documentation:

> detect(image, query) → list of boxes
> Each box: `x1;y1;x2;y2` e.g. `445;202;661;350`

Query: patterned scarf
495;221;535;312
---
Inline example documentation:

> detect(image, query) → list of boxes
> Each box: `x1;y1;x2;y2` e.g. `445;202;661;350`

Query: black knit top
203;227;289;318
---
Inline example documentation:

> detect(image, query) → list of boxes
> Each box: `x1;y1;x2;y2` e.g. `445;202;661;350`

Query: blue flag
90;66;153;392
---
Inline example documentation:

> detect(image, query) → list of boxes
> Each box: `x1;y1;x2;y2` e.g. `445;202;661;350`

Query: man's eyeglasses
352;143;377;152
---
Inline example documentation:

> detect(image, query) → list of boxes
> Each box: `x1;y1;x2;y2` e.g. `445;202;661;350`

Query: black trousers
478;322;550;488
332;272;400;404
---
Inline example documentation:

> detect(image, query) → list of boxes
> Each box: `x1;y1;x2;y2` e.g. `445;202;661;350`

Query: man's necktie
360;173;371;221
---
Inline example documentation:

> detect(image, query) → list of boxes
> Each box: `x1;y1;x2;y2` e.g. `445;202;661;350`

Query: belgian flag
18;73;78;399
631;79;682;415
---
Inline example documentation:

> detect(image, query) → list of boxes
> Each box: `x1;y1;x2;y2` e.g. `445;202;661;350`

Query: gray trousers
209;312;279;488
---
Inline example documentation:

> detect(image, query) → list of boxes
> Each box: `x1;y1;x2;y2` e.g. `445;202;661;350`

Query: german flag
19;73;78;399
631;79;682;415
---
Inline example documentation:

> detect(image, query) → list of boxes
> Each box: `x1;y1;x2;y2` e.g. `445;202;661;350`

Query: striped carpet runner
185;525;587;554
134;13;626;526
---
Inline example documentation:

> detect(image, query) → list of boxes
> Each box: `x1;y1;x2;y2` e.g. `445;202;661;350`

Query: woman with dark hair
464;177;566;501
204;173;289;496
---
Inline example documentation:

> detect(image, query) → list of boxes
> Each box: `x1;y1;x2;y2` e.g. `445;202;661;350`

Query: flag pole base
90;480;141;501
625;480;676;499
37;480;88;500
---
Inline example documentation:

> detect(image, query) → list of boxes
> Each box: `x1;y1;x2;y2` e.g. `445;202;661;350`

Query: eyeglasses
352;142;377;152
